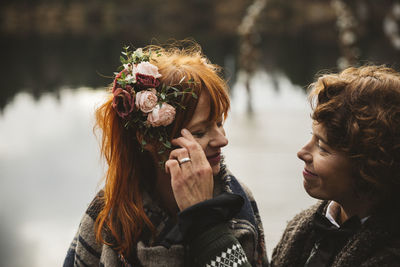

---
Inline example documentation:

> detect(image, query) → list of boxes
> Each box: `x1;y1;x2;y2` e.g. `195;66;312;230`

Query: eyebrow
187;120;209;129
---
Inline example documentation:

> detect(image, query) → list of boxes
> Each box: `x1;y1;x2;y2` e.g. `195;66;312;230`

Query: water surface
0;71;315;266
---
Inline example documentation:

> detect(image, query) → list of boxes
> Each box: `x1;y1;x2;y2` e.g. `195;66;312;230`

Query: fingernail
182;128;189;135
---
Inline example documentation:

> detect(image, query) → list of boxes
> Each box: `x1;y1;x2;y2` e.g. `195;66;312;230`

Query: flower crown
111;46;196;154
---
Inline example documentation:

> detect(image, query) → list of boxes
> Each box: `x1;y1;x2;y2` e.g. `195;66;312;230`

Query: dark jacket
271;201;400;267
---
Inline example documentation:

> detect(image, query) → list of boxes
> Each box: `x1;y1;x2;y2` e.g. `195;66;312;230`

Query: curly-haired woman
270;65;400;266
63;43;267;267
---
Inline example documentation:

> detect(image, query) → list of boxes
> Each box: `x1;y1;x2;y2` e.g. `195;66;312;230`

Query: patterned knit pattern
206;244;248;267
271;201;400;267
64;167;267;267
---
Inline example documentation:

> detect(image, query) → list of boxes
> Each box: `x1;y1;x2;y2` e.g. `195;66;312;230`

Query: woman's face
185;92;228;175
297;122;355;205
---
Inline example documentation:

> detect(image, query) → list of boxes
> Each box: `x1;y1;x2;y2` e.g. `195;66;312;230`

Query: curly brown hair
309;65;400;203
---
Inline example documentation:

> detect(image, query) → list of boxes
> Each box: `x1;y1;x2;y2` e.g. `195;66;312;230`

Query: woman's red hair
94;42;230;257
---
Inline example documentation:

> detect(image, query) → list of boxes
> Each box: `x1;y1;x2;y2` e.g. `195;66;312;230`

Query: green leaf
164;140;172;148
192;92;198;99
174;92;178;98
141;139;147;145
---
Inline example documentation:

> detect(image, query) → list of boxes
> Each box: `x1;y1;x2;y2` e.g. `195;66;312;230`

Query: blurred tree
0;0;399;110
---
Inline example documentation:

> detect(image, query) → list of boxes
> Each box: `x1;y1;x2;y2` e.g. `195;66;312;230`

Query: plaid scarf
64;166;267;267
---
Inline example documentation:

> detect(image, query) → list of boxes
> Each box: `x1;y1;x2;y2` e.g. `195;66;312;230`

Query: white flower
123;63;132;70
124;74;136;83
133;48;143;58
133;62;162;78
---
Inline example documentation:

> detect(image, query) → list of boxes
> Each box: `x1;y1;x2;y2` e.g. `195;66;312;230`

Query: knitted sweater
271;201;400;267
63;168;267;267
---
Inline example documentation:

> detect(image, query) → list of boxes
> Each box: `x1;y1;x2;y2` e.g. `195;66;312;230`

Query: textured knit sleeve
270;202;323;267
63;193;104;267
175;192;251;267
235;180;269;266
187;223;251;267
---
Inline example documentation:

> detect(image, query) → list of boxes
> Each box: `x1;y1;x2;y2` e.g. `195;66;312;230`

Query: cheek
194;137;208;151
314;156;335;177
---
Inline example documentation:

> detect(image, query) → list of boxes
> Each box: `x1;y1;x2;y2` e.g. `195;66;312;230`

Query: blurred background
1;0;400;266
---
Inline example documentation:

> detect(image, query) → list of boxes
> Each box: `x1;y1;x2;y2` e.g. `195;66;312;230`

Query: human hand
165;128;213;211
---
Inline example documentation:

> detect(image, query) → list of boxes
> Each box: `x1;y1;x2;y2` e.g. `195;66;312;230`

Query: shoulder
221;170;260;223
335;212;400;266
223;169;256;201
286;201;324;230
271;201;326;267
222;169;268;266
63;191;105;267
280;201;326;243
85;190;105;221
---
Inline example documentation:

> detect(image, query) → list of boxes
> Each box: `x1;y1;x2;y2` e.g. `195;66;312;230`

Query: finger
172;129;205;156
171;128;197;147
165;159;181;178
169;147;193;171
181;128;196;141
169;147;189;160
172;137;207;164
167;147;194;182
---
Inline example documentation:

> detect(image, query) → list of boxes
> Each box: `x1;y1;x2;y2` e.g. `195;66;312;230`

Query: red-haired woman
63;43;267;267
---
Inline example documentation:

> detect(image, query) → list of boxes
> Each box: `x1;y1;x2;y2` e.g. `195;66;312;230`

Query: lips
304;168;317;175
303;168;318;180
207;152;221;166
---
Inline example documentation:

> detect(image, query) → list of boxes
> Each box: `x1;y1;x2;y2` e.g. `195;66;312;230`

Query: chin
303;180;325;200
212;165;220;176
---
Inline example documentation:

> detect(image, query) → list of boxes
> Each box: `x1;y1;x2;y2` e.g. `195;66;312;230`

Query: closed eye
317;140;329;153
192;131;205;138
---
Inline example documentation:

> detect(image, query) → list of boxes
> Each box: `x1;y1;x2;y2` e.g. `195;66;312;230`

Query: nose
297;139;312;163
209;125;228;148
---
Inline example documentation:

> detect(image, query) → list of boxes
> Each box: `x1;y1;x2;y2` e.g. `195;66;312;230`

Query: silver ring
179;157;191;165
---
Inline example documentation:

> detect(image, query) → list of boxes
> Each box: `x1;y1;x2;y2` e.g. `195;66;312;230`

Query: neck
336;196;375;224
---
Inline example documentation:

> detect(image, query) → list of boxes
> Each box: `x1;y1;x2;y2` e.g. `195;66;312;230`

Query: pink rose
133;62;162;78
147;103;176;127
112;88;135;119
135;89;158;113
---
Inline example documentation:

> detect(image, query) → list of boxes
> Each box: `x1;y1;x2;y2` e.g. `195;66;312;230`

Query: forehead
186;92;211;127
312;121;327;137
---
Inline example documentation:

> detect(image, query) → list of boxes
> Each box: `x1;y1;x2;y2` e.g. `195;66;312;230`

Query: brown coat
271;201;400;267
